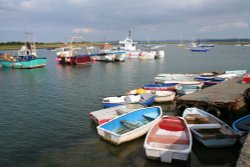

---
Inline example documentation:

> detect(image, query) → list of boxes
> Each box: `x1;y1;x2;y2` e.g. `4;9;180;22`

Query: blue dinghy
232;115;250;132
143;83;178;91
97;106;162;145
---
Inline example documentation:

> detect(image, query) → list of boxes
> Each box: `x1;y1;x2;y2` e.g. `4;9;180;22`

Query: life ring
206;107;221;117
176;103;188;116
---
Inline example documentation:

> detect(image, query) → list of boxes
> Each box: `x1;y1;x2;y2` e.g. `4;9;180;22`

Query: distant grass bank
0;41;247;50
0;42;102;51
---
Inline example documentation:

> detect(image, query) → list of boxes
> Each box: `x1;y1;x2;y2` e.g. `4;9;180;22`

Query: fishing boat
55;36;91;65
232;115;250;132
91;52;116;62
1;33;46;69
102;93;155;108
128;88;176;103
119;30;137;52
175;81;204;95
143;44;165;59
89;104;145;125
143;83;178;91
119;30;150;59
154;73;199;84
97;106;162;145
182;107;238;148
144;116;192;163
91;43;126;62
140;51;156;59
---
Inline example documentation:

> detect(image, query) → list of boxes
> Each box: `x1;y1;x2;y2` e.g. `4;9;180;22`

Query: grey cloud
0;0;250;42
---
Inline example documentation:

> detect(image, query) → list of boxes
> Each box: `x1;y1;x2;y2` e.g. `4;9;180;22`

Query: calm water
0;44;249;167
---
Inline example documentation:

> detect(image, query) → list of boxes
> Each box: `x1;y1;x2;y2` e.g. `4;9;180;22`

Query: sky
0;0;250;42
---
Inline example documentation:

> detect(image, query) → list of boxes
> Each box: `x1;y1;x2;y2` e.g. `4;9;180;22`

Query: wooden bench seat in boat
148;133;189;145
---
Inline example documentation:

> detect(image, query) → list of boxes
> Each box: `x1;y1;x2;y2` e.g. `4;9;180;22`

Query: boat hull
232;114;250;132
182;107;238;148
97;106;162;145
143;83;178;91
102;94;155;108
144;116;192;163
154;73;198;84
128;88;175;103
1;58;46;69
89;104;145;125
192;133;237;148
57;55;91;65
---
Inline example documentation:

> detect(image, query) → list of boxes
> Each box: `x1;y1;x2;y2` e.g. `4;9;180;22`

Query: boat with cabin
55;36;91;65
1;33;46;69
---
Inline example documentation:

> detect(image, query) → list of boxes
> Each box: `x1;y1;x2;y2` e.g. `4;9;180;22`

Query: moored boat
1;33;46;69
55;36;91;65
232;114;250;132
102;93;155;108
154;73;199;84
175;81;204;95
182;107;238;148
242;73;250;83
128;88;175;102
143;44;165;59
119;30;137;52
144;116;192;163
97;106;162;145
89;103;145;125
91;43;126;62
143;83;178;91
189;47;209;52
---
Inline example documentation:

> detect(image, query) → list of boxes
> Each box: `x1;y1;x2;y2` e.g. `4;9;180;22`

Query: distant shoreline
0;41;248;50
0;42;102;50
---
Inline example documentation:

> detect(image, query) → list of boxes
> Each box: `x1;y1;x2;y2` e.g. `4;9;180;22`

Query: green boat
1;33;46;69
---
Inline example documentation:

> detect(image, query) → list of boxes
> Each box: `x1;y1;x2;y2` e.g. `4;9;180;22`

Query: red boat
242;74;250;83
55;36;91;65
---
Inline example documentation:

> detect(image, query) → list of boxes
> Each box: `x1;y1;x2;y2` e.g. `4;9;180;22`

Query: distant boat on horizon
235;38;242;46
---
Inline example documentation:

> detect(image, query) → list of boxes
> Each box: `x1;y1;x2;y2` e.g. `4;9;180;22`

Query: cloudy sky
0;0;250;42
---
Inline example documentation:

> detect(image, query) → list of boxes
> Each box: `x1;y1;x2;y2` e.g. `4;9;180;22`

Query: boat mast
128;30;131;39
24;32;37;56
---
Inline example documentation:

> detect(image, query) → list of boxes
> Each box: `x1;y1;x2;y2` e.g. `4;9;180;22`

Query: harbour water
0;44;250;167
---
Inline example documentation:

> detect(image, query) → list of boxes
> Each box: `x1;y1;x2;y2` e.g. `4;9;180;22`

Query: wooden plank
176;77;250;110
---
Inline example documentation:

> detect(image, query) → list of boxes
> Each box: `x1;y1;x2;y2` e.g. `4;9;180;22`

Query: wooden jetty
237;134;250;167
175;77;250;113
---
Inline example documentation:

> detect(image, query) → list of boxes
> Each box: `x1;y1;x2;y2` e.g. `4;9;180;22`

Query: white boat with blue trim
182;107;238;148
97;106;163;145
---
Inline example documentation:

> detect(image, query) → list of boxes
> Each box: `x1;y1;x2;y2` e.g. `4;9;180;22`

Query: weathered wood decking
237;134;250;167
176;77;250;111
